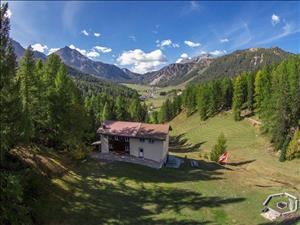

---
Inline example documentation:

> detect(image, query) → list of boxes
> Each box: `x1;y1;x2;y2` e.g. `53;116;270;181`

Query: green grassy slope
36;111;300;225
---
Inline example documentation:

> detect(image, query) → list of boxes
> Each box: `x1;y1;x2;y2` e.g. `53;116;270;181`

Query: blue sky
6;1;300;73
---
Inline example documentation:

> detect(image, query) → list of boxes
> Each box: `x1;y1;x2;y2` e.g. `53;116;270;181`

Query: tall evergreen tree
232;76;243;121
102;102;112;121
17;47;37;142
246;72;255;112
115;96;127;120
0;3;22;158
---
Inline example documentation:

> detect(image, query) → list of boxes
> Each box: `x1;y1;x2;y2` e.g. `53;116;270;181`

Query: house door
139;148;144;158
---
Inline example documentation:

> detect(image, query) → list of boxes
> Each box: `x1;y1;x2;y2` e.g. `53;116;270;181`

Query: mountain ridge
12;39;293;86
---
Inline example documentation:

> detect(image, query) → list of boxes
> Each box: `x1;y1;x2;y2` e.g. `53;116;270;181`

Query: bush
0;172;32;225
279;135;290;162
286;129;300;160
70;145;88;160
210;133;227;162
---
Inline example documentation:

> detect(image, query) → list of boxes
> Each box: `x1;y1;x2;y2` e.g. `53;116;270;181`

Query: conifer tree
232;76;243;121
17;47;37;142
246;72;255;112
210;133;227;162
197;85;209;120
115;96;126;120
102;102;112;121
0;3;22;156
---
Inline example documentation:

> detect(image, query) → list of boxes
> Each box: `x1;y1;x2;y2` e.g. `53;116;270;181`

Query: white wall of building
129;138;168;163
100;134;169;163
101;135;109;153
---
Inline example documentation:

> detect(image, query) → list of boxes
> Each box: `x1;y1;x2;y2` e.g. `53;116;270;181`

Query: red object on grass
218;151;228;164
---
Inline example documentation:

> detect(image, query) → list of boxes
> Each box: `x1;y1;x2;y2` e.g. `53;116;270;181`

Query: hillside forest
0;2;299;225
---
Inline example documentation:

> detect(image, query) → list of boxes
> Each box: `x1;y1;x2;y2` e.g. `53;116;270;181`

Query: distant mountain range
12;40;293;87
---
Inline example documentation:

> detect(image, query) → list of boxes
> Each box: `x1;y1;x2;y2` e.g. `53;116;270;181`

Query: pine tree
17;47;37;142
0;3;22;158
232;76;243;121
210;133;227;162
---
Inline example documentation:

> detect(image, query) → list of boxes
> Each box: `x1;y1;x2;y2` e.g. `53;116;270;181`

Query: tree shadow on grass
226;159;256;167
169;134;206;153
41;160;246;225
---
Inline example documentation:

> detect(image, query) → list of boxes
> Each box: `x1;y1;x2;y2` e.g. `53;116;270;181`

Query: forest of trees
0;4;149;224
160;57;300;161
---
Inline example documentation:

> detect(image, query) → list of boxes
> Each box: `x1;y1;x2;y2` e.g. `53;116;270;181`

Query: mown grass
37;111;300;225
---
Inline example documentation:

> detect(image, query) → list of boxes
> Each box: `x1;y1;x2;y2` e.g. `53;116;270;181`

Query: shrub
0;172;32;225
70;145;88;160
279;135;290;162
210;133;227;162
286;129;300;160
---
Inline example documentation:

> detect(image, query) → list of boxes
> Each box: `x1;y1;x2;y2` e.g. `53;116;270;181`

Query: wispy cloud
156;39;180;49
94;46;112;53
62;2;81;34
257;21;300;45
128;35;136;41
81;29;89;36
209;50;227;56
184;40;201;48
220;38;229;43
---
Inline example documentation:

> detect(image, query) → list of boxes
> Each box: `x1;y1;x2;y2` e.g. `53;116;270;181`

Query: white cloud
81;29;89;36
69;44;113;59
184;40;201;48
5;9;12;18
176;53;191;63
69;44;87;55
48;48;59;55
94;32;101;37
94;46;112;53
31;43;48;53
129;35;136;41
272;14;280;26
209;50;227;56
220;38;229;43
86;50;100;58
157;39;180;48
117;49;167;74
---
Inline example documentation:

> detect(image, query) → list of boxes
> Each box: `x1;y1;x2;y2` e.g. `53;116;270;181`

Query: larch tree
232;76;243;121
0;3;22;156
17;47;37;142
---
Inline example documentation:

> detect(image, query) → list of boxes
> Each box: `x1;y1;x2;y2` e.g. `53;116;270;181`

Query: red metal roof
97;120;169;140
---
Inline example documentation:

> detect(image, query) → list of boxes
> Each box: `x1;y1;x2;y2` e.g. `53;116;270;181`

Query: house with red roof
96;120;169;167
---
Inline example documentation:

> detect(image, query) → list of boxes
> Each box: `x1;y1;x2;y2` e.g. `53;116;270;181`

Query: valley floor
37;112;300;225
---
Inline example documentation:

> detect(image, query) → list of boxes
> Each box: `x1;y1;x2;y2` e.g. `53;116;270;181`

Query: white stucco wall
129;137;168;163
101;135;109;153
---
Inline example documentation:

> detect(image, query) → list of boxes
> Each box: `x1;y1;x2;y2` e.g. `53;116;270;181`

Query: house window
114;136;119;140
139;138;145;142
139;148;144;158
148;139;154;144
125;137;129;142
